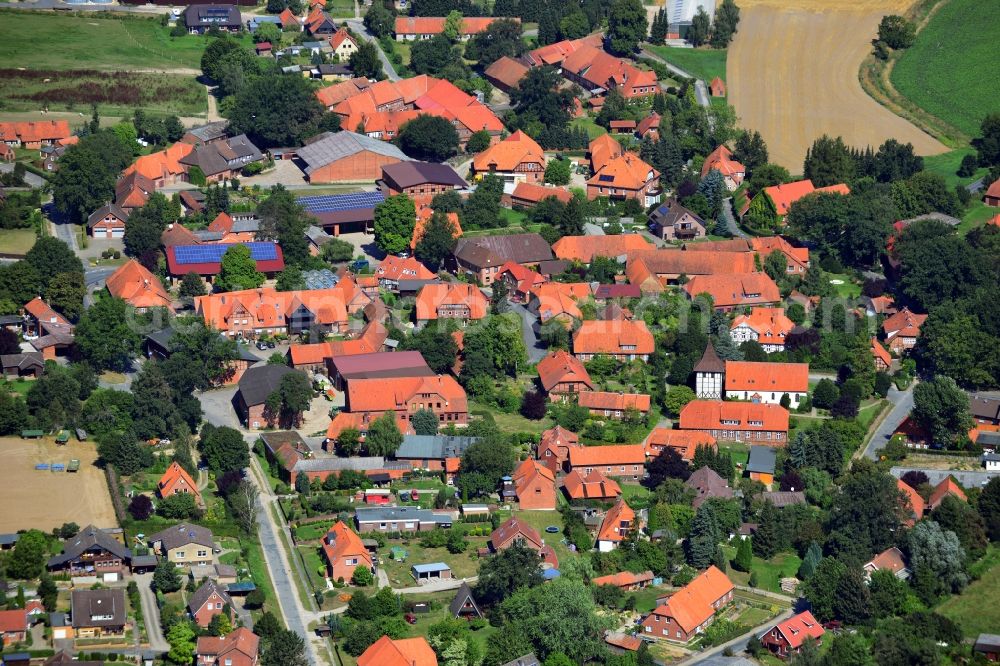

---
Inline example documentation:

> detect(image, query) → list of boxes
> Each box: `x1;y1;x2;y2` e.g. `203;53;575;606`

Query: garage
87;204;129;239
411;562;452;582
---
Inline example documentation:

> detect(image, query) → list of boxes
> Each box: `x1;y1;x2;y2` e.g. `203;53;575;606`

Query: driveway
863;384;914;460
509;302;548;364
0;163;45;188
721;197;748;239
345;19;400;81
133;573;170;653
198;386;243;430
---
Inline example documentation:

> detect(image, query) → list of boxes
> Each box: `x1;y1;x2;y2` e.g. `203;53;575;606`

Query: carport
411;562;451;582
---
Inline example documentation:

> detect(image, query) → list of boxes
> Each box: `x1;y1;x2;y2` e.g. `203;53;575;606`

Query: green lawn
378;537;489;587
570;116;607;139
469;401;554;434
498;208;528;227
0;228;37;256
723;546;802;594
958;201;999;235
3;379;33;396
325;0;355;17
508;508;578;566
891;0;1000;138
645;45;727;84
939;545;1000;637
921;148;990;189
857;400;888;431
0;10;252;71
719;442;750;469
822;271;861;299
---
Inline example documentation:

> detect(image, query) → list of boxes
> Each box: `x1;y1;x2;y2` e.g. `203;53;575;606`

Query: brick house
586;149;661;205
592;570;653;591
375;255;437;291
71;589;128;638
345;374;469;427
0;609;28;644
529;282;588;327
723;360;809;408
882;307;927;353
644;428;717;463
194;285;353;338
22;296;75;360
678;400;790;444
566;444;646;482
122;142;194;189
354;507;453;533
470;130;545;185
188;581;235;628
641;566;733;643
158;461;203;505
597;498;638;551
236;365;308;429
730;308;795;353
512;458;557;510
149;523;215;568
701;145;745;190
321;521;373;581
760;611;824;659
624;248;755;290
358;636;438;666
452;232;554;285
572;320;655;362
682;273;782;311
871;337;892;371
551;234;652;263
536;350;594;401
183;4;241;33
379;161;467;207
196;627;260;666
414;283;489;327
106;259;173;312
47;525;131;581
490;517;544;553
0;120;71;149
180;134;264;183
648;199;706;242
578;391;651;420
87;203;128;238
561;469;622;502
560;46;659;99
394;15;511;40
685;467;734;509
536;425;581;474
484;56;530;92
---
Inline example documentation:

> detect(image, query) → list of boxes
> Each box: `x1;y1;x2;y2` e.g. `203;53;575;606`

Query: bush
351;566;374;586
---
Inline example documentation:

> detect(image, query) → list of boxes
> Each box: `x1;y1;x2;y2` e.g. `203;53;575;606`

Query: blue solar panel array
297;190;385;214
173;242;278;265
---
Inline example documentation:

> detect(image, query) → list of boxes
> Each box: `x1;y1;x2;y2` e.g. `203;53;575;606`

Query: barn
298;190;385;236
295;131;410;184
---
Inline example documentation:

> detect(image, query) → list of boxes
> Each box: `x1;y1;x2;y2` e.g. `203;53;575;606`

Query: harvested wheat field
0;436;118;532
727;0;947;171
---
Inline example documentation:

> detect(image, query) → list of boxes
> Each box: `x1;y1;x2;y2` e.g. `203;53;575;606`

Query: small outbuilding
411;562;451;582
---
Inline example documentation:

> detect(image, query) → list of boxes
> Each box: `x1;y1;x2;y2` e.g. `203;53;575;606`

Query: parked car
404;613;417;625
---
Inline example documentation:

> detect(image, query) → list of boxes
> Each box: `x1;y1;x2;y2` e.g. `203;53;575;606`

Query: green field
722;546;802;594
890;0;1000;138
938;546;1000;636
325;0;356;16
569;116;607;139
0;10;250;71
921;148;990;188
645;45;727;84
0;228;38;256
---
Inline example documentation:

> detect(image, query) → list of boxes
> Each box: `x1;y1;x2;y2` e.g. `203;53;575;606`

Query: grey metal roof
293;456;410;473
148;523;215;551
238;365;301;406
297;131;409;174
412;562;450;573
746;445;776;474
0;533;19;546
395;435;479;461
184;121;229;143
762;491;806;507
354;506;452;524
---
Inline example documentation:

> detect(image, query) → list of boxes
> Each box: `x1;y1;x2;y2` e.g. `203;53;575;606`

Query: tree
363;1;395;38
832;565;871;625
686;7;710;46
812;378;839;409
467;18;525;64
128;494;154;520
908;520;968;601
6;530;47;579
560;11;590;39
228;74;335;148
414;211;458;270
154;559;182;593
874;138;923;182
520;390;547;419
25;236;83;286
824;460;901;560
179;271;207;299
350;41;384;79
166;621;197;665
747;162;790;194
752;501;780;559
973;113;1000;168
711;0;740;48
264;371;313;428
732;535;753;572
51;131;132;224
868;569;908;619
257;185;312;265
979;476;1000;540
217;244;265;291
158;491;200;519
476;543;543;604
366;411;403;456
490;278;508;314
803;135;855;187
321;237;355;264
373;194;417;256
645;447;690;489
878;14;915;49
912;375;973;447
648;8;668;44
0;392;28;436
411;34;456;75
400;328;459;374
201;425;250;475
228;479;259;534
123;192;179;267
544;158;571;186
396;114;460;161
38;575;58;612
511;66;575;132
275;266;306;291
412;408;439;436
75;296;141;371
801;557;846;622
262;628;309;666
732;131;768;176
201;36;246;80
456;421;515;497
45;271;85;322
466;130;491;154
351;565;374;586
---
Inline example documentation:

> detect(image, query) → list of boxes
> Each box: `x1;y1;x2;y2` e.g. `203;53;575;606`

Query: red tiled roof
0;120;71;144
628;248;756;277
195;286;349;332
346;375;467;414
526;33;603;66
510;182;573;206
928;475;967;509
158;461;200;499
578;391;651;413
866;546;907;576
593;570;653;588
0;609;27;633
730;308;794;346
123;142;193;181
196;627;260;661
645;566;732;634
723;360;809;394
322;520;373;571
394;16;512;36
472;130;544;173
573;320;655;356
679;400;789;433
702;144;744;179
329;27;356;50
683;272;781;309
770;611;824;649
358;636;438;666
897;478;925;525
598;497;635;543
536;350;593;393
326;410;412;440
106;259;173;310
587;151;658;192
871;337;892;368
484;56;530;89
376;255;436;282
490;516;543;551
644;428;716;461
882;307;927;339
568;444;646;468
562;469;622;500
589;134;623;172
552;234;652;263
414;283;488;321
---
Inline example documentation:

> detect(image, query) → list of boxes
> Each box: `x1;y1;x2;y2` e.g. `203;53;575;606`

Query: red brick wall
309;152;406;183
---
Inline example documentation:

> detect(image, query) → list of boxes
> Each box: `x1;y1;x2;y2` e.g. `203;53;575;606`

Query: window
197;550;207;558
347;558;357;565
176;551;185;559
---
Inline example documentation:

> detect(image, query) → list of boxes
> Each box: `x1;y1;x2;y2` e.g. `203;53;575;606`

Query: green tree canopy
217;244;265;292
396;114;460;161
373;194;417;256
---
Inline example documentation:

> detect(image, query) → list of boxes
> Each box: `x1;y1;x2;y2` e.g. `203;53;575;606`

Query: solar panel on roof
297;191;385;214
173;242;277;265
598;175;615;182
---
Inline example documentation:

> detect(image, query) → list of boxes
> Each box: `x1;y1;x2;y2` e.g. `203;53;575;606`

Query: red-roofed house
22;296;75;360
489;516;544;553
593;570;654;591
561;469;622;501
536;350;594;400
278;7;301;29
537;425;581;474
683;272;781;311
983;179;1000;207
641;566;733;643
106;259;173;312
760;611;824;658
345;375;469;427
471;130;545;185
644;428;717;462
709;77;726;97
573;319;655;362
864;546;910;581
530;282;585;327
0;608;28;644
587;150;661;205
512;458;557;510
414;283;489;326
560;46;659;99
87;203;129;238
882;307;927;353
730;308;795;353
484;56;530;92
679;400;789;444
375;255;437;291
0;120;71;149
701;145;744;190
552;234;653;263
394;16;513;41
328;28;358;61
723;360;809;408
579;391;651;419
158;461;203;505
597;498;638;551
507;182;573;209
194;286;350;338
928;475;966;510
498;261;547;302
871;337;892;371
898;478;925;526
358;636;438;666
566;444;646;481
748;179;849;225
196;627;260;666
322;521;373;581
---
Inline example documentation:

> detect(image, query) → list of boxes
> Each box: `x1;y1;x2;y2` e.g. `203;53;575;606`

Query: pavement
0;163;45;188
890;467;998;488
133;572;170;653
681;607;795;665
345;19;400;81
721;197;748;239
509;302;549;364
863;384;915;460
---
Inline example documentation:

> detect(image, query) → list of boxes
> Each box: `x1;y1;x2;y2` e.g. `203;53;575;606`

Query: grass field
646;46;727;84
921;148;990;188
958;201;999;235
325;0;355;16
0;10;251;71
0;69;207;117
891;0;1000;138
939;546;1000;636
0;228;38;256
469;401;553;434
722;546;802;594
569;116;607;139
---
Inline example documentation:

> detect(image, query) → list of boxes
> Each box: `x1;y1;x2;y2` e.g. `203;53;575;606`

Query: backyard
721;545;803;594
0;228;38;256
938;546;1000;637
645;45;727;84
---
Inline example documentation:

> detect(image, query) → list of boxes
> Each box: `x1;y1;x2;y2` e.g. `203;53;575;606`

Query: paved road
0;163;45;188
683;607;794;665
863;384;914;460
721;197;748;239
85;266;117;286
890;467;998;488
345;19;400;81
639;48;710;109
133;573;170;653
509;302;548;364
